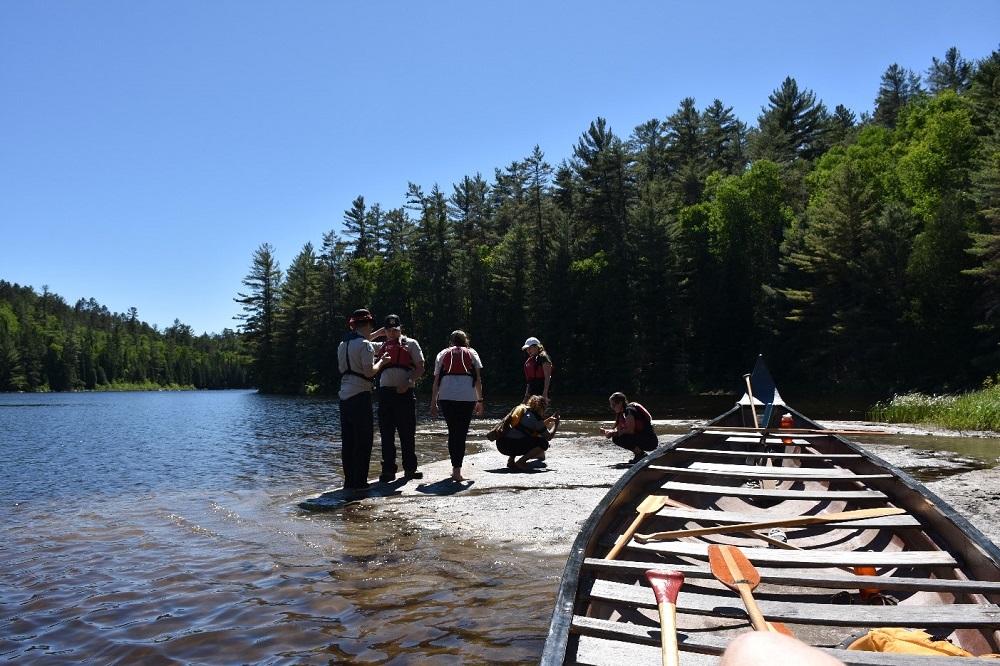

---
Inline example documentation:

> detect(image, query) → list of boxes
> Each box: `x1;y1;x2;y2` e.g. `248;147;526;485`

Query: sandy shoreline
299;422;1000;555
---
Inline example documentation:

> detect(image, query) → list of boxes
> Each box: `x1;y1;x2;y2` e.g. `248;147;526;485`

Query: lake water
0;390;994;664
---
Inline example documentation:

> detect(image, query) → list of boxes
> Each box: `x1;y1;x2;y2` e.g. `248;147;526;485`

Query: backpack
486;405;526;441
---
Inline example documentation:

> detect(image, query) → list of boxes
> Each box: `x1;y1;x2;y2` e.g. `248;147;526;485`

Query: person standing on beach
521;337;553;403
429;330;484;482
374;314;425;482
600;391;658;464
337;308;387;490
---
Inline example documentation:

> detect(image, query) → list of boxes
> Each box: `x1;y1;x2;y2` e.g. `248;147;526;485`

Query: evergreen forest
237;46;1000;397
0;281;249;391
5;47;1000;399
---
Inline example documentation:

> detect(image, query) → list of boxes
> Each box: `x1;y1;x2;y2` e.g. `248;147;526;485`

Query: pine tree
873;64;924;129
235;243;283;392
927;46;973;95
750;77;830;163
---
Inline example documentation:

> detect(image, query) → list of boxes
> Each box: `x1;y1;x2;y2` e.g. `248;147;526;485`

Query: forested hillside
0;282;250;391
236;46;1000;397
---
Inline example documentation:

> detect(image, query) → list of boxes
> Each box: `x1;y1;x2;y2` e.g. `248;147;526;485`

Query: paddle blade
637;494;671;515
645;569;685;605
708;544;760;590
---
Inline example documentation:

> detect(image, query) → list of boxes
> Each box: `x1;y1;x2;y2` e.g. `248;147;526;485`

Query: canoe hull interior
541;360;1000;665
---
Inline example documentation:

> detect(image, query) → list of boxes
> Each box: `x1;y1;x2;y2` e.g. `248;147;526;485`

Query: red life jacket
380;338;413;370
524;353;550;381
442;346;476;378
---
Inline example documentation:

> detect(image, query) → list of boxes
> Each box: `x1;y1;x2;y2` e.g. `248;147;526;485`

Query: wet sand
299;422;1000;554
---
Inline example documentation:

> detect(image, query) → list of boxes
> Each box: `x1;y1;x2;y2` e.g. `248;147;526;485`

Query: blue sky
2;1;998;335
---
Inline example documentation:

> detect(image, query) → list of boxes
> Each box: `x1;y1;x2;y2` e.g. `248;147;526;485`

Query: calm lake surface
0;390;995;664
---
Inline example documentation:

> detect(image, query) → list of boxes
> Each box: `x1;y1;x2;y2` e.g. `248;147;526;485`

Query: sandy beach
299;422;1000;554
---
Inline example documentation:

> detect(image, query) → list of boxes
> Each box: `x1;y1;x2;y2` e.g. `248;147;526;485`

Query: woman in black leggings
429;330;484;481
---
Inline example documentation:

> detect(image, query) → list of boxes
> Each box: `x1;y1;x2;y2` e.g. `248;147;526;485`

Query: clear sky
2;1;998;335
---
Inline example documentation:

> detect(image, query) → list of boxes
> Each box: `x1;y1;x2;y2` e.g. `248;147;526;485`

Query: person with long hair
430;330;484;481
495;394;560;471
600;391;658;464
521;336;553;402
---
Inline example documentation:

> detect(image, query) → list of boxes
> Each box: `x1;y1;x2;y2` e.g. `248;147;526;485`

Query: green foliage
870;376;1000;431
233;46;1000;397
0;281;250;392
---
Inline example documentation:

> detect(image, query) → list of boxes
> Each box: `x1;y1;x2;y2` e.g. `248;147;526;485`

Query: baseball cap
522;336;541;350
384;314;401;329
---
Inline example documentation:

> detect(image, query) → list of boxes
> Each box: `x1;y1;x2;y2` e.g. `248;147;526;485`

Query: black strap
342;332;371;381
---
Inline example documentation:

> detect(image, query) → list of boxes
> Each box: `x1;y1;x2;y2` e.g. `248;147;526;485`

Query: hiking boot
378;472;396;483
404;470;423;480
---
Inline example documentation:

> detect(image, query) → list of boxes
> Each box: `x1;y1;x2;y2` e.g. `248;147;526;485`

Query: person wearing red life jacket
373;314;425;483
600;391;659;464
521;337;552;402
337;308;390;490
429;330;484;482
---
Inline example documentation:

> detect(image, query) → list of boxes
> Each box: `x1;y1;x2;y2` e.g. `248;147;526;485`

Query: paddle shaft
655;599;680;666
636;506;905;542
605;495;669;560
744;374;759;426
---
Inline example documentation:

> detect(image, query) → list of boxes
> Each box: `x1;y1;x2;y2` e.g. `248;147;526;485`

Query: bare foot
452;467;466;482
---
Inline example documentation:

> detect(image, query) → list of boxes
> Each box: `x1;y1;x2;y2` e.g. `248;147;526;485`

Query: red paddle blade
708;544;761;589
645;569;685;604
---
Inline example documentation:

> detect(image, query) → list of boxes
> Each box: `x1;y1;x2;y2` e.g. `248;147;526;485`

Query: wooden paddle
605;494;671;560
635;506;905;543
744;374;778;490
708;544;792;635
645;569;684;666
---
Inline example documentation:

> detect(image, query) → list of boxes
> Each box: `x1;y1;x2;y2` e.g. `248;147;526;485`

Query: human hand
430;403;438;418
475;401;484;416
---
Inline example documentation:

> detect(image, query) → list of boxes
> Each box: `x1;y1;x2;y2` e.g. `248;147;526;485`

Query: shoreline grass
869;377;1000;432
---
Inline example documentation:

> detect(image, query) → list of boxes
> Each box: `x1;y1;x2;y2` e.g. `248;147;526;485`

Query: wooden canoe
541;357;1000;665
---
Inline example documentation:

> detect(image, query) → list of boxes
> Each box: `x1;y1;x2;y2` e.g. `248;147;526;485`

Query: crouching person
497;395;560;471
600;391;658;464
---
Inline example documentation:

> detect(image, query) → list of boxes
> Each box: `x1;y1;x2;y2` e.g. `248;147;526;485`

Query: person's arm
399;358;425;394
624;411;637;434
362;344;388;379
473;373;484;416
542;360;552;399
544;413;560;440
430;372;441;417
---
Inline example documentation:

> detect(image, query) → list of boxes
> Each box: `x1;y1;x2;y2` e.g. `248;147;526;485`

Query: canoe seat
588;579;1000;628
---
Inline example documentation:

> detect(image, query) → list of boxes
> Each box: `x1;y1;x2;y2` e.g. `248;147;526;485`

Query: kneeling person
497;395;560;471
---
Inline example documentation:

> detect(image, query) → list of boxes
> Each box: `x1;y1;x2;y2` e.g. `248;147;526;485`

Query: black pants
612;432;657;453
439;399;475;468
339;392;374;488
377;386;417;475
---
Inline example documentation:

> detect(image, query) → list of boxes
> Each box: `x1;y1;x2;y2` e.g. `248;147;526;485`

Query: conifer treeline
237;46;1000;397
0;281;250;391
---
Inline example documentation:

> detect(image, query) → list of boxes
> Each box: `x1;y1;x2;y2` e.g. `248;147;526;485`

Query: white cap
522;336;541;350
